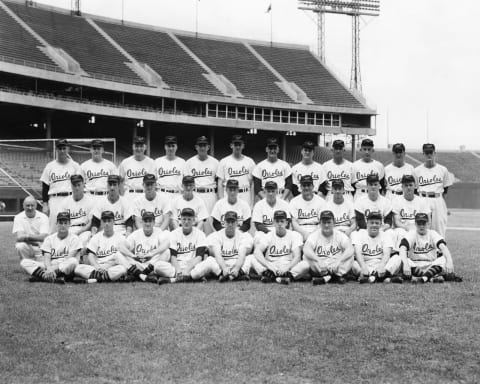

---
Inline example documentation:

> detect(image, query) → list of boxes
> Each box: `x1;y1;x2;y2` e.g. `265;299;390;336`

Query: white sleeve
40;163;50;185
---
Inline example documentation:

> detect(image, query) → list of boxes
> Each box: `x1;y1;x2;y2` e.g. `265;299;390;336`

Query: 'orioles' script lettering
158;167;181;177
399;208;416;221
50;247;68;258
86;169;109;180
227;166;249;177
221;245;239;258
387;175;402;186
126;169;147;179
297;208;318;220
192;168;213;178
356;170;377;182
413;242;435;254
97;245;117;258
261;169;283;179
268;244;291;258
50;172;70;183
327;170;350;180
361;243;383;257
176;242;196;254
417;175;443;186
262;215;274;226
296;172;319;181
315;245;342;257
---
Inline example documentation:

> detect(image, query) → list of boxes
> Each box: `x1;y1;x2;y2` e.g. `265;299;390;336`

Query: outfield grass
1;221;479;384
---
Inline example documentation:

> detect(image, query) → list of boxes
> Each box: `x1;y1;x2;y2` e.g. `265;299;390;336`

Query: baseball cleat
144;275;158;284
218;274;229;283
411;276;428;284
236;274;251;281
335;276;347;285
157;277;173;285
444;273;463;282
431;275;445;283
312;277;327;285
73;277;97;284
275;277;290;285
54;276;65;284
260;275;274;283
28;275;43;283
358;276;369;284
139;274;147;282
390;276;404;284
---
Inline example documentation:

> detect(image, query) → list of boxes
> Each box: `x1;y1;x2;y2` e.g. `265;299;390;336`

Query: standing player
211;179;251;232
323;140;354;201
80;139;118;203
289;175;327;241
216;135;255;207
252;138;292;201
384;143;415;199
324;179;356;236
155;136;185;196
40;139;81;231
20;212;80;283
291;141;328;197
118;136;156;199
133;174;170;230
12;196;49;260
352;138;385;200
415;143;452;238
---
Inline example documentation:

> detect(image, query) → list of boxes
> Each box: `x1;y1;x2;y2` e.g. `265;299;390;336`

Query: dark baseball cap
133;136;146;145
300;175;314;185
224;211;238;221
423;143;435;153
143;174;157;184
332;140;345;149
366;174;380;184
70;174;84;184
142;211;155;221
164;136;177;145
266;138;279;147
331;179;345;189
320;210;335;221
273;210;287;220
196;136;209;145
55;139;69;148
231;135;244;144
226;179;239;189
401;174;416;184
101;210;115;220
392;143;405;153
367;211;383;221
181;207;195;217
57;211;70;221
182;175;195;185
264;181;278;190
107;174;120;184
415;212;429;223
90;139;104;147
361;138;374;147
302;141;315;150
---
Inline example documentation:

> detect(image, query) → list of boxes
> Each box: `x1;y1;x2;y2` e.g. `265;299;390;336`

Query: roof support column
145;122;151;157
209;127;215;157
351;134;357;161
282;134;287;161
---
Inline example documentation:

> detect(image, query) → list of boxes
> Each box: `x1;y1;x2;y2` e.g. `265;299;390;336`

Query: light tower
71;0;81;16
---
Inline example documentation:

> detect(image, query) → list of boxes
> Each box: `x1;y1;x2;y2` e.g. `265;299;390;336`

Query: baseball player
168;175;209;230
251;210;308;284
211;179;251;232
12;195;49;260
191;211;254;282
351;212;398;283
40;139;81;231
80;139;118;203
252;138;292;201
133;174;171;230
91;175;134;236
73;210;128;283
291;141;328;197
217;135;255;207
117;211;172;283
289;175;327;241
118;136;156;199
384;143;415;199
352;138;385;200
414;143;452;238
300;210;355;284
323;140;354;201
155;136;185;196
324;179;356;236
20;212;80;283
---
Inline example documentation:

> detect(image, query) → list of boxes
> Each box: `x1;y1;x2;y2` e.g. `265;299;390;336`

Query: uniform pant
298;254;354;278
351;257;397;276
190;256;252;279
386;254;446;275
248;255;310;279
75;253;127;281
124;252;175;278
20;257;78;276
15;242;42;260
428;196;448;238
197;191;218;235
47;195;70;232
386;228;406;254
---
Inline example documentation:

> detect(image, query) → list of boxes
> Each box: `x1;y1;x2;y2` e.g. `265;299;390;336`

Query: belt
238;187;249;193
159;188;178;193
129;189;144;193
89;191;107;195
420;192;441;198
194;187;217;193
50;192;71;197
70;223;87;227
359;189;368;193
389;190;403;195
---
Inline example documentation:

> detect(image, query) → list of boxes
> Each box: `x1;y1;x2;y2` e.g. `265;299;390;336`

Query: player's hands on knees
44;270;56;282
277;265;289;276
361;266;370;277
402;266;411;278
230;267;240;278
376;266;386;276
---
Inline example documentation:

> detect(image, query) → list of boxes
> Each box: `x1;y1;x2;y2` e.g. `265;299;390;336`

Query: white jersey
289;194;327;234
40;159;81;195
154;156;185;190
352;159;385;191
126;228;170;263
207;229;253;261
168;194;209;223
169;227;207;265
252;198;291;230
211;197;251;228
92;196;134;234
415;163;452;194
384;163;415;193
41;232;81;260
133;193;170;227
58;195;95;234
392;196;431;230
184;155;219;188
325;199;356;229
323;159;354;192
351;229;393;262
252;158;292;190
305;229;351;259
12;211;49;242
291;161;327;191
259;230;303;263
87;231;124;259
80;159;118;193
401;229;445;262
217;154;255;188
118;156;157;191
354;195;392;222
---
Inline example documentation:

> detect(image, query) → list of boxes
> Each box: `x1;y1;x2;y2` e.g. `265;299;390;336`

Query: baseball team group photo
1;0;479;383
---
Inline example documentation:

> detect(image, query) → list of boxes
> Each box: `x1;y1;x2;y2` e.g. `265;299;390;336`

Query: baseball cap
181;207;195;217
143;174;156;184
133;136;146;145
415;212;429;223
331;179;345;189
366;174;380;184
164;136;177;145
264;181;278;190
70;174;84;184
90;139;104;147
224;211;238;221
320;210;335;221
142;211;155;221
226;179;239;189
300;175;314;185
266;138;279;147
361;138;374;147
196;136;209;145
401;174;416;184
302;141;315;150
182;175;195;185
55;139;69;148
392;143;405;153
107;174;120;184
422;143;435;153
273;210;287;220
57;212;70;221
101;210;115;220
367;211;383;221
332;140;345;149
231;135;244;144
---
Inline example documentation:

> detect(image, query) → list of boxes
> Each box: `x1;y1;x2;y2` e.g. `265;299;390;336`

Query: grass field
1;220;479;384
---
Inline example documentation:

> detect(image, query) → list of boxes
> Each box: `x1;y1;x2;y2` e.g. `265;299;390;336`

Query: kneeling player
351;212;400;283
20;212;80;283
252;210;308;284
194;211;253;282
301;210;354;285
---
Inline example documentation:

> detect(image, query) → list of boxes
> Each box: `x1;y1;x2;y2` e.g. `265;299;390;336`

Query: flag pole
195;0;199;38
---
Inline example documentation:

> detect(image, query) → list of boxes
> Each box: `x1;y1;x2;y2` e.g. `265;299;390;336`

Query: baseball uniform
184;155;219;214
352;159;385;200
217;154;255;206
168;193;209;226
155;155;185;195
58;194;95;247
351;229;396;275
92;196;134;235
392;195;431;232
354;194;393;229
384;163;415;199
252;198;291;233
211;197;251;230
118;155;157;198
252;159;292;196
133;193;170;228
169;227;207;278
81;158;118;202
289;194;327;235
291;161;327;195
324;199;356;234
12;210;49;259
323;159;354;200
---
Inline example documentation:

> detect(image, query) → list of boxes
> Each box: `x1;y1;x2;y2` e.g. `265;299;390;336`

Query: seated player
300;210;355;285
192;211;254;282
20;212;80;284
74;211;128;283
389;213;461;283
118;211;171;283
251;210;308;284
324;179;356;236
211;179;251;232
351;212;400;283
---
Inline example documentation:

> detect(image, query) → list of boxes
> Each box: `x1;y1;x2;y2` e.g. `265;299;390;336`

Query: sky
35;0;480;150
